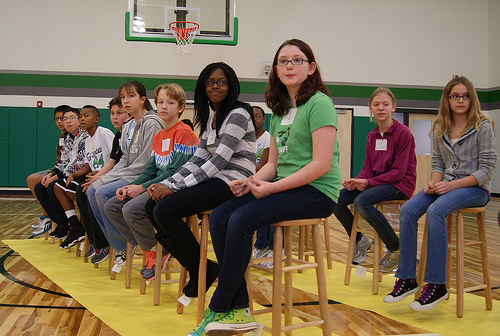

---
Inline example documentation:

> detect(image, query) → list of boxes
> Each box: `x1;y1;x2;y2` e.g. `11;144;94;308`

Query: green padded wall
0;107;9;186
1;107;117;187
351;116;376;178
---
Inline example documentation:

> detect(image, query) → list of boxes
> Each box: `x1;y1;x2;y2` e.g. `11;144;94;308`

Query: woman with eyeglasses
144;62;255;300
384;76;497;311
186;39;340;336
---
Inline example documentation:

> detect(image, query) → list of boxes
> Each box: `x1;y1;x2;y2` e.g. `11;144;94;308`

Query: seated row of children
26;38;496;336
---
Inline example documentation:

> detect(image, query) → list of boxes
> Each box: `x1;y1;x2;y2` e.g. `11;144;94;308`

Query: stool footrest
448;284;487;294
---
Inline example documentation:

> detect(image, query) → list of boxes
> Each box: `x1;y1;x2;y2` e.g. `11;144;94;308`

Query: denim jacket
431;120;497;192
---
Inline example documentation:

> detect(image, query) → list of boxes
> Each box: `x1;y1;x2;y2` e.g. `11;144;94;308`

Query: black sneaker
409;283;448;311
91;246;110;264
383;278;419;303
59;227;85;249
85;244;96;259
48;226;68;240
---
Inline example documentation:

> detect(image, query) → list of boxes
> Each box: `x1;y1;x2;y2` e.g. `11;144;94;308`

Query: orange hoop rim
168;21;199;33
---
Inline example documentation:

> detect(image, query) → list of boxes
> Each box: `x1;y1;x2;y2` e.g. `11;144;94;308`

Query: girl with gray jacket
384;76;497;311
87;81;164;267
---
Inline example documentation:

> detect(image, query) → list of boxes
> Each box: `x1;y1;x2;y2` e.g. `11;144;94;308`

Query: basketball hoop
169;21;199;55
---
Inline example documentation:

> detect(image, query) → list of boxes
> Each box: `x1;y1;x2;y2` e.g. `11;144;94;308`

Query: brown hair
264;39;329;116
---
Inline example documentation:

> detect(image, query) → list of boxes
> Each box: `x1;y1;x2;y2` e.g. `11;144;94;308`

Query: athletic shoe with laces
379;249;399;273
258;249;276;268
142;250;172;281
32;220;52;236
352;234;372;264
206;308;258;335
47;225;68;240
187;308;228;336
114;246;136;267
59;227;85;249
85;244;96;259
383;278;419;303
31;216;51;230
409;283;448;311
91;246;109;264
252;247;267;259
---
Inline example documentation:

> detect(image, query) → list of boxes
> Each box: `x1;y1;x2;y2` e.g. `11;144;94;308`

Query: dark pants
76;185;108;249
34;180;68;229
144;178;234;238
208;184;336;313
333;184;407;252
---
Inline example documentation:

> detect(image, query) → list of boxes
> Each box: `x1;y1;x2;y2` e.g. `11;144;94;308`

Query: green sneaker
187;309;227;336
205;308;258;335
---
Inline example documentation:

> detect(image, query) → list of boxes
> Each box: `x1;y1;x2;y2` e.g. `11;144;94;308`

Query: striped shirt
162;107;256;191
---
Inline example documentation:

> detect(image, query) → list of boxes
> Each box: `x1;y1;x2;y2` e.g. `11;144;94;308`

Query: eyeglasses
205;79;228;87
449;94;470;101
54;117;63;121
63;115;78;122
254;115;263;119
276;58;309;66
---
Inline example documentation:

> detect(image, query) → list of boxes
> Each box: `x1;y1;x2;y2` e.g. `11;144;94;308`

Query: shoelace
391;279;405;294
418;284;438;302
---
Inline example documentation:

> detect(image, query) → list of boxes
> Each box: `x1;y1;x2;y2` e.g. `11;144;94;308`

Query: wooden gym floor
0;193;499;335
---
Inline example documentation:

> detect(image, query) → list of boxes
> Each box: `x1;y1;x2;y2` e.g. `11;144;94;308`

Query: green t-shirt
270;91;341;202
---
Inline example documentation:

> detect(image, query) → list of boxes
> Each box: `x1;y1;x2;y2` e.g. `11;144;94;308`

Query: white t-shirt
84;126;115;171
255;130;270;165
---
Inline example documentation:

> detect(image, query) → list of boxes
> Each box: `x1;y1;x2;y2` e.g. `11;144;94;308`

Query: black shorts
55;175;86;194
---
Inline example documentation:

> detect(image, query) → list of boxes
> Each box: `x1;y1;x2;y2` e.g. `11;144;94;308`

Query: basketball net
169;21;199;55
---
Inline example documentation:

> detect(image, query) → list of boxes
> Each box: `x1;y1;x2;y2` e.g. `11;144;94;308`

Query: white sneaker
258;249;274;268
252;247;267;259
31;216;51;230
352;234;372;264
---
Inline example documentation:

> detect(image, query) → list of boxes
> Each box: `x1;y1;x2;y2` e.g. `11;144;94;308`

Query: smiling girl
144;63;255;300
384;76;497;311
333;87;417;272
187;39;340;336
86;81;163;268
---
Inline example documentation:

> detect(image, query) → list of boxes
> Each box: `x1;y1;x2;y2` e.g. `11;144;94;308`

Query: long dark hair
193;62;253;136
264;39;329;116
118;81;154;111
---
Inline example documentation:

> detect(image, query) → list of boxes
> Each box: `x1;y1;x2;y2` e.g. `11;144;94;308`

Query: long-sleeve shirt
431;120;497;192
92;110;164;189
52;128;88;178
162;107;256;191
356;119;416;199
131;121;199;189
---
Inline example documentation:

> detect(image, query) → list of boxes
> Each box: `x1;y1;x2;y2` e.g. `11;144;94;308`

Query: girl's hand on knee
229;179;250;197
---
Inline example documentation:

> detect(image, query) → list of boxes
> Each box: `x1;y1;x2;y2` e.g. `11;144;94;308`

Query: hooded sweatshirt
92;110;163;189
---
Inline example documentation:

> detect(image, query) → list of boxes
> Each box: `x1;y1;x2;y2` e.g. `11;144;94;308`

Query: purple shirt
356;119;417;199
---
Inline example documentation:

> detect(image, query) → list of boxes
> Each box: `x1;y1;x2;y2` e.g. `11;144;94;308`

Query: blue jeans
333;185;407;251
254;226;277;250
87;179;129;251
208;184;336;313
396;186;489;284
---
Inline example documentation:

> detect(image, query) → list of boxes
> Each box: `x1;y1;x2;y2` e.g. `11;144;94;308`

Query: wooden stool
152;241;181;305
344;200;405;295
124;242;146;293
83;234;90;263
297;217;332;270
417;207;492;317
249;218;330;336
176;211;214;323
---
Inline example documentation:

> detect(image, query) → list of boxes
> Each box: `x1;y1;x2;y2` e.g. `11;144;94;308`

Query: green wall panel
36;107;63;171
351;116;376;178
0;107;9;186
9;107;37;186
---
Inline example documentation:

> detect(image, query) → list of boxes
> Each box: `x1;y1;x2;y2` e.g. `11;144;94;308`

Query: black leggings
144;178;234;238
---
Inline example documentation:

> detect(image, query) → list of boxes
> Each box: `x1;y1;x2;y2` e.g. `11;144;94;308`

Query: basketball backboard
126;0;237;46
